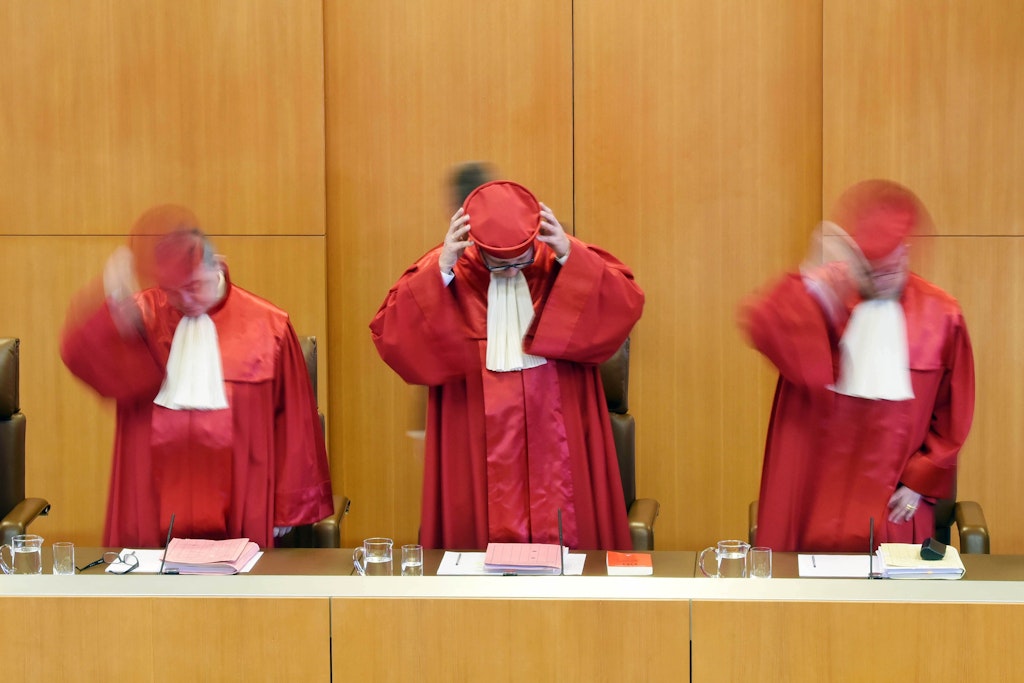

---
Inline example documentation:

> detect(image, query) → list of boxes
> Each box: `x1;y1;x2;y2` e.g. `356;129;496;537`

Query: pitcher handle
697;546;716;578
352;547;366;576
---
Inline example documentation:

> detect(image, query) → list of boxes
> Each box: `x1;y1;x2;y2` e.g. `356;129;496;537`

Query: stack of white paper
875;543;965;580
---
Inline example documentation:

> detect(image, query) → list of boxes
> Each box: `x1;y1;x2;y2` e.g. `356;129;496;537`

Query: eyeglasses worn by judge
370;178;645;552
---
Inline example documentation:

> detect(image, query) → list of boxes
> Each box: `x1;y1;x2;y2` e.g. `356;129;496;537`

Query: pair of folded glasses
75;551;139;574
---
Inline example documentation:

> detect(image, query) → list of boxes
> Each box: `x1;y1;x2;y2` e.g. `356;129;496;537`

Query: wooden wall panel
693;601;1024;680
1;597;329;681
3;235;326;546
574;1;823;550
333;597;688;682
0;0;328;545
824;1;1024;552
0;0;325;236
325;1;573;546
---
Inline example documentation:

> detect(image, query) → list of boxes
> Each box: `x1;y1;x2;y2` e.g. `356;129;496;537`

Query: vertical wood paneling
574;0;823;550
325;1;573;545
0;0;327;545
824;0;1024;552
0;0;326;236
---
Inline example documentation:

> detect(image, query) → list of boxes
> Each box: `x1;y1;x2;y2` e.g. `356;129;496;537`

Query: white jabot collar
832;299;914;401
154;312;229;410
485;272;547;372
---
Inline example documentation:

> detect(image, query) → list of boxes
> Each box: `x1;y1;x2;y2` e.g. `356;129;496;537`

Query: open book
163;537;262;575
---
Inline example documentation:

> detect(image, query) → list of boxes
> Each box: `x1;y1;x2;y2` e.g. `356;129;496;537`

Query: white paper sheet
797;553;874;578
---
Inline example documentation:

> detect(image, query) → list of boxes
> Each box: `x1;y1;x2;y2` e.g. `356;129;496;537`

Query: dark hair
450;162;495;209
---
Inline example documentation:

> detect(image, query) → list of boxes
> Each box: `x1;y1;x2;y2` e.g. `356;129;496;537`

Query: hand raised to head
538;203;570;260
439;208;473;274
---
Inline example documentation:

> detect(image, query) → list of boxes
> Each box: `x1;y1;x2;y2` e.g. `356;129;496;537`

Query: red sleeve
271;323;334;526
60;299;165;402
525;237;645;364
369;248;476;386
901;313;975;496
738;273;836;392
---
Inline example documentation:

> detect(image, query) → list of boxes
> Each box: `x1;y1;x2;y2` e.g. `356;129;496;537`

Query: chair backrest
0;338;26;518
599;338;635;509
298;335;318;402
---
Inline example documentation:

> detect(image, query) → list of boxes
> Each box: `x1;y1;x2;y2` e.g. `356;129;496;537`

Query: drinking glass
401;544;424;576
749;546;772;579
52;542;76;575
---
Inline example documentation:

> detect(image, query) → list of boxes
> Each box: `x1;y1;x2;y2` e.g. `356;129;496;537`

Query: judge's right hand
801;261;857;326
438;208;473;274
103;246;143;338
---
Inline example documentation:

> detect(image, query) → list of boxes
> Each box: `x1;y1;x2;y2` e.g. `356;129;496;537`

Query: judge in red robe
62;210;333;548
740;180;975;553
371;181;644;550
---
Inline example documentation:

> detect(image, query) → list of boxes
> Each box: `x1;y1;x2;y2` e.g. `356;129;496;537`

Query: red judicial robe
371;236;644;550
61;277;333;548
741;273;975;552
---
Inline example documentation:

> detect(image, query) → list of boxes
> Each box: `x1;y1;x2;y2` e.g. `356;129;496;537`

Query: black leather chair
748;486;990;554
0;338;50;546
275;335;349;548
600;338;660;550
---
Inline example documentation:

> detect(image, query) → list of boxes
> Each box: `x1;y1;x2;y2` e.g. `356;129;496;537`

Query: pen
456;552;462;566
811;555;817;568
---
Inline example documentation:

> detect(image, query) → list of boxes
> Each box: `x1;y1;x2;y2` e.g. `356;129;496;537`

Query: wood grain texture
0;0;325;236
573;0;823;550
0;597;329;681
693;600;1024;681
324;0;573;546
824;0;1024;552
332;597;688;682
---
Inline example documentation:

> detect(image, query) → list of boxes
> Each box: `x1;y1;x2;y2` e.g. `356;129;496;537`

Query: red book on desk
606;551;653;576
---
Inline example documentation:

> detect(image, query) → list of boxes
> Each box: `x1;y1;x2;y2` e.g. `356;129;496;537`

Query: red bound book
606;551;653;576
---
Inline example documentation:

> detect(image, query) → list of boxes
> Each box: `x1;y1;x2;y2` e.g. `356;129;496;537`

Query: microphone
558;508;564;576
868;517;874;580
159;513;177;575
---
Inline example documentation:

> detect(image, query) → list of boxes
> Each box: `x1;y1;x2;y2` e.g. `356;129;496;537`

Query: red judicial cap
463;180;540;258
130;205;201;288
830;179;923;261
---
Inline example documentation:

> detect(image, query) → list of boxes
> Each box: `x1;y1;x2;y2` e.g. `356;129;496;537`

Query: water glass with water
353;537;393;576
698;539;750;578
0;534;44;575
401;544;424;576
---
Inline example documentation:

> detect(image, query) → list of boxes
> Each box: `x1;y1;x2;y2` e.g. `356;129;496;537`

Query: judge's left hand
538;203;570;259
887;485;923;523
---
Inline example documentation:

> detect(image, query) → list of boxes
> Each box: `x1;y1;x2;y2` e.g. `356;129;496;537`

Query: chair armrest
627;497;660;551
1;497;51;545
748;500;759;546
311;495;351;549
954;500;990;554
